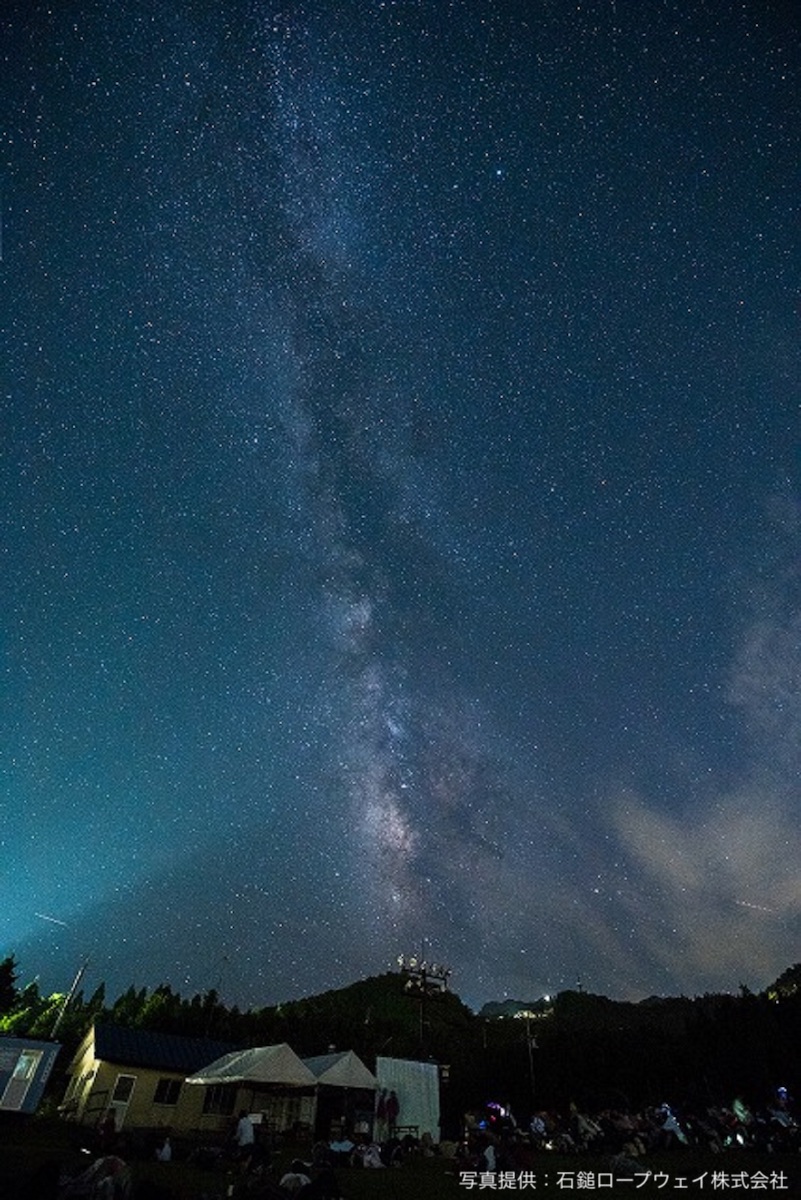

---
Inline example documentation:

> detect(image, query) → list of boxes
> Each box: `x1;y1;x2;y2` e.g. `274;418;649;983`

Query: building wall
375;1056;441;1140
61;1031;100;1122
62;1032;228;1134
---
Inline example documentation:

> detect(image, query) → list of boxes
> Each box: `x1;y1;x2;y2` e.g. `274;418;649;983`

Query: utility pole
524;1014;537;1109
396;953;452;1058
51;957;90;1039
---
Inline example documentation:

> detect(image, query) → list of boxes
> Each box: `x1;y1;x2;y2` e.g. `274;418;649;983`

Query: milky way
2;0;799;1009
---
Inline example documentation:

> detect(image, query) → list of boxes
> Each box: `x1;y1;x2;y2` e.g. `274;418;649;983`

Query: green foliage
0;955;19;1013
0;980;71;1041
26;994;66;1040
137;983;183;1031
0;1007;32;1035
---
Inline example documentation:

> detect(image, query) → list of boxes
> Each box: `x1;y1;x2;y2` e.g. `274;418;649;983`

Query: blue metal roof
92;1023;238;1074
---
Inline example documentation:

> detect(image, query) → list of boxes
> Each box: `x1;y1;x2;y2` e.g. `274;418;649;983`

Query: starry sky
1;0;799;1013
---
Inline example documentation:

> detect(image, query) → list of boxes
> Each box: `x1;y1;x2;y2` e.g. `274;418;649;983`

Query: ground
0;1117;798;1199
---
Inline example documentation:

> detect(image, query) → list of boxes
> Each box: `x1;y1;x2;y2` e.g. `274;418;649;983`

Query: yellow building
61;1022;239;1135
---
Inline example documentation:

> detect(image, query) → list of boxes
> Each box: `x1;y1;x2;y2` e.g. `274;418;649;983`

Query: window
202;1085;236;1116
11;1050;41;1082
0;1049;43;1111
111;1074;136;1104
153;1078;182;1106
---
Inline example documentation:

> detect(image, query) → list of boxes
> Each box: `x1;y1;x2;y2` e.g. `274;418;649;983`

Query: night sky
2;1;799;1013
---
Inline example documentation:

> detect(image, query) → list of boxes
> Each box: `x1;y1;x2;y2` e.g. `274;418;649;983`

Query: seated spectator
280;1159;312;1196
154;1137;171;1163
529;1113;547;1147
420;1131;436;1156
362;1142;384;1168
59;1155;131;1199
311;1141;336;1169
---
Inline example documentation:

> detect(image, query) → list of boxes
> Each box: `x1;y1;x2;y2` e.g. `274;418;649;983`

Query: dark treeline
2;956;801;1128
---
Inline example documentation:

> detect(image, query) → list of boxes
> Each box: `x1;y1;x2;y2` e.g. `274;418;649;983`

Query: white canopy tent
302;1050;378;1091
186;1043;317;1087
302;1050;378;1137
186;1043;319;1134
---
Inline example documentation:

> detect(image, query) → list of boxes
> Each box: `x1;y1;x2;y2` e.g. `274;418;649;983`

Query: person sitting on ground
279;1159;312;1196
529;1113;547;1148
59;1155;131;1199
311;1141;335;1169
154;1137;172;1163
362;1142;384;1169
477;1137;497;1172
419;1131;436;1157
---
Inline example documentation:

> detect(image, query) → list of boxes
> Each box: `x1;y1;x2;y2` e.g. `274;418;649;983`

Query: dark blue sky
2;0;799;1011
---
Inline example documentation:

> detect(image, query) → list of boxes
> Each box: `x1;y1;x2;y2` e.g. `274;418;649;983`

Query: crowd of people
46;1085;797;1197
207;1088;800;1198
460;1086;799;1174
223;1117;428;1198
172;1107;427;1198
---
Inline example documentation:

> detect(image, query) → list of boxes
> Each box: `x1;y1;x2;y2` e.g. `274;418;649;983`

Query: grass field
0;1117;797;1199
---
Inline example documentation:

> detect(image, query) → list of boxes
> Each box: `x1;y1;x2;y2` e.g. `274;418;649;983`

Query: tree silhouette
0;955;19;1014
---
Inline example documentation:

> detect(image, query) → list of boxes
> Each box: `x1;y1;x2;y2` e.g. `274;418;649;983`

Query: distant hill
253;970;478;1065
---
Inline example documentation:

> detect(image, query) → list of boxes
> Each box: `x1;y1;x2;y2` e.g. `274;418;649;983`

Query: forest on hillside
3;956;801;1127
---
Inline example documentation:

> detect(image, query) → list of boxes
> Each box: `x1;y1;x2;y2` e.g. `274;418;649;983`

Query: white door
108;1073;136;1128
